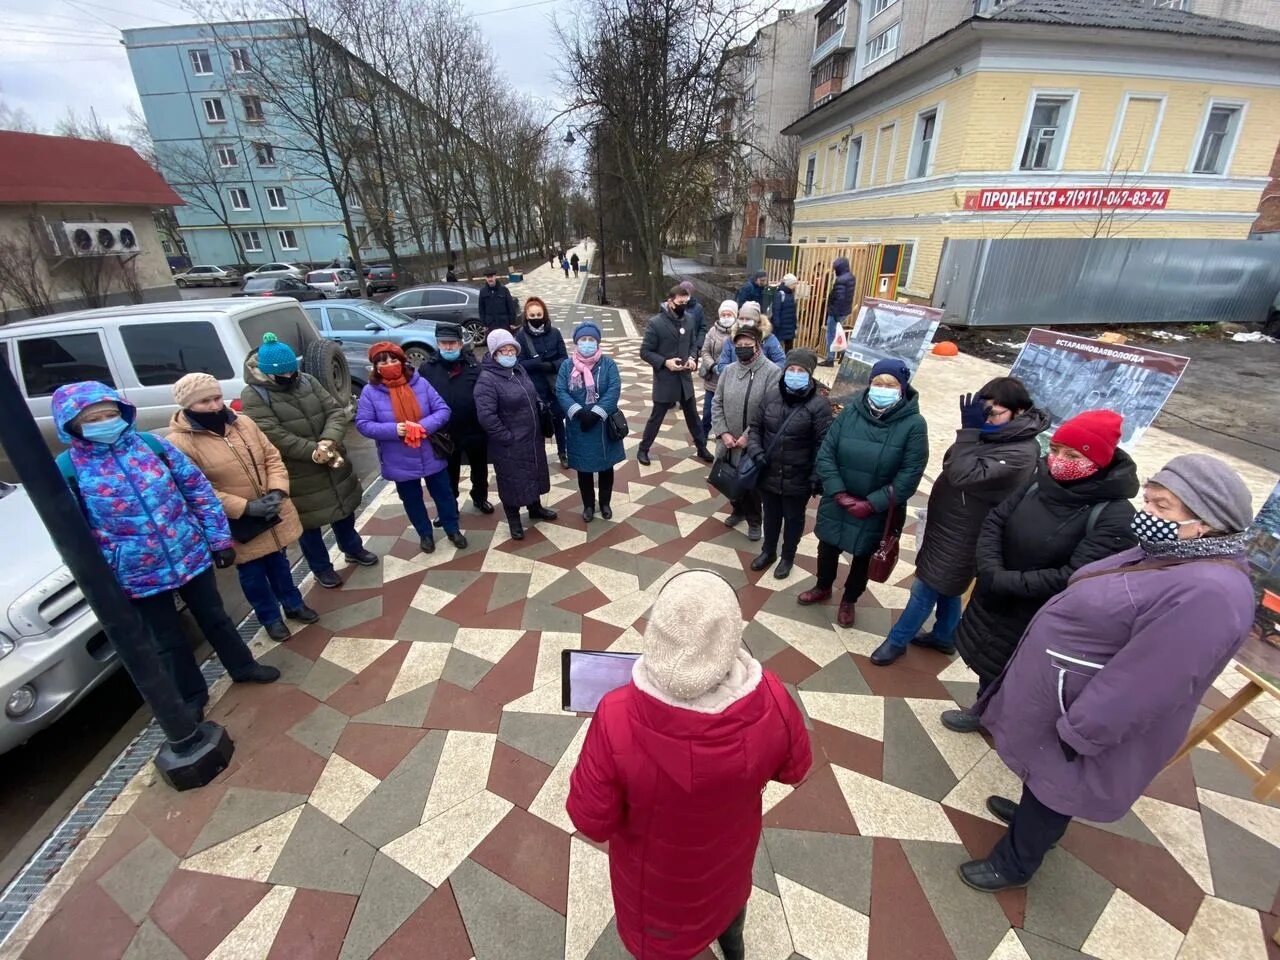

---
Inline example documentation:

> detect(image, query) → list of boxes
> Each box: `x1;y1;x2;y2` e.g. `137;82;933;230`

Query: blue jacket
827;258;855;318
735;280;767;307
51;381;232;599
771;286;798;340
684;299;707;347
556;355;626;474
716;316;787;373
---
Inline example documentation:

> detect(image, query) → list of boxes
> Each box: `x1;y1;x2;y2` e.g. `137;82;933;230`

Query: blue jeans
825;312;848;354
701;387;715;438
885;579;963;650
396;470;460;539
237;549;305;626
298;513;365;574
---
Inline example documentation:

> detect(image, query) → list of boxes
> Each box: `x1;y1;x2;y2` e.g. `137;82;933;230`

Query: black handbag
428;430;456;457
605;409;629;442
708;456;746;500
537;402;555;438
736;404;805;492
227;512;282;544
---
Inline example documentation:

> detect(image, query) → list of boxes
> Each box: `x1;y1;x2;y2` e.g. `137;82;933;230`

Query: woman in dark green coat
800;358;929;628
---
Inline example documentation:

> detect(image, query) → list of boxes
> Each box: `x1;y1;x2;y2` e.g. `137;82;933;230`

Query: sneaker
797;586;832;606
941;709;984;734
723;511;745;528
314;569;343;589
264;620;291;642
284;604;319;624
746;524;762;542
232;663;281;684
448;532;468;549
419;537;436;554
344;549;379;566
910;632;957;655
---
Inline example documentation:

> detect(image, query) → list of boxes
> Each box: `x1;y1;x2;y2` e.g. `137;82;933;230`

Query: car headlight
0;632;13;660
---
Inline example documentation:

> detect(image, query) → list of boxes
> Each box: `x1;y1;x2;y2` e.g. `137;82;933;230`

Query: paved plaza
3;253;1278;960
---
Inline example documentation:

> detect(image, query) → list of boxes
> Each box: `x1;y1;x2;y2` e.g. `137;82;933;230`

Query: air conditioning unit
59;222;142;257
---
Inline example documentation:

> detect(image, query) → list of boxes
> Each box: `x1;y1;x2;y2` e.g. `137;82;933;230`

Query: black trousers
504;498;547;523
447;438;490;504
816;540;873;602
988;784;1072;884
761;490;808;559
640;395;706;451
729;488;762;527
130;566;257;708
717;906;747;960
781;338;795;352
577;467;615;508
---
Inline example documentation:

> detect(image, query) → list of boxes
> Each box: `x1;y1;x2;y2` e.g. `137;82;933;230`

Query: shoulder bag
428;431;456;457
605;409;629;442
708;369;758;500
867;488;901;583
737;402;805;492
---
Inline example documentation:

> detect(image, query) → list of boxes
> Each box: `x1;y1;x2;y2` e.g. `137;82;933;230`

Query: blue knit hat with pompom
257;332;298;375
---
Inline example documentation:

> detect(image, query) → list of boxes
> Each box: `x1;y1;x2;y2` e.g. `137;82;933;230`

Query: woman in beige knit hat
567;570;812;960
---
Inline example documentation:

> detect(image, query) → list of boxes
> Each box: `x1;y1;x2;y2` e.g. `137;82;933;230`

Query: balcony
810;0;853;66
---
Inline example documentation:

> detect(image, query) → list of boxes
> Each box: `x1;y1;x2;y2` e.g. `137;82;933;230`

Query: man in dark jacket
870;377;1048;666
570;252;580;276
419;324;493;515
515;297;569;466
638;285;714;466
735;270;768;308
446;262;458;282
820;257;856;366
478;268;516;333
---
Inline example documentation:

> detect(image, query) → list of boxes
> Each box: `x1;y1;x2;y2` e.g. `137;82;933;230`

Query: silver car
173;264;241;288
0;482;113;756
306;269;362;298
243;262;305;281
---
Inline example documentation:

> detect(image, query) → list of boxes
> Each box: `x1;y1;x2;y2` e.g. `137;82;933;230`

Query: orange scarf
378;366;422;426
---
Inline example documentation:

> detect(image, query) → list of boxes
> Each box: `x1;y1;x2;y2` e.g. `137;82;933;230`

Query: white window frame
228;188;251;211
843;135;863;191
865;23;899;65
240;230;263;253
241;95;265;123
253;143;276;167
1013;89;1078;173
869;122;897;186
895;239;918;291
1188;98;1246;177
215;145;238;168
1104;93;1166;174
868;0;897;19
188;49;213;76
266;187;287;210
908;106;940;180
230;48;251;73
277;229;299;251
202;98;226;124
803;152;817;196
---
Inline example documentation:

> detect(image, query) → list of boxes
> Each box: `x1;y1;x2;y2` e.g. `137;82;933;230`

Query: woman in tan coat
167;373;315;641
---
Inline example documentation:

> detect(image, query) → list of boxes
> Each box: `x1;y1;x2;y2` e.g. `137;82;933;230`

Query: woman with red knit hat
942;409;1138;734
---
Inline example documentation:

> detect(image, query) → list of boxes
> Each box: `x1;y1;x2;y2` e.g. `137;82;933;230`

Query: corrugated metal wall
933;238;1280;328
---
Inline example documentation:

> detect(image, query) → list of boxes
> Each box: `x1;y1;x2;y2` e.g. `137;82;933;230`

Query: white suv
243;262;305;281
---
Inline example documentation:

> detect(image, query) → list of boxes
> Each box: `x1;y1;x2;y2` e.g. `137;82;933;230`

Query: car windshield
360;300;412;326
244;278;275;291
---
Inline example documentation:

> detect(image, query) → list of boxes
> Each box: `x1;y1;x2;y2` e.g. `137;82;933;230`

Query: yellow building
782;0;1280;299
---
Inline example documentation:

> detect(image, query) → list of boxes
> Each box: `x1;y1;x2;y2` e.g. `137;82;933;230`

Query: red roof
0;131;184;207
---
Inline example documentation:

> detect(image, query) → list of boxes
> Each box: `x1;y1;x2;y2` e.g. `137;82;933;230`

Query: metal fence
932;238;1280;328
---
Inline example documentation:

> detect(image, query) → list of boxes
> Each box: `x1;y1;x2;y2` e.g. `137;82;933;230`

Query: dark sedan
234;277;326;301
383;283;500;347
364;264;399;294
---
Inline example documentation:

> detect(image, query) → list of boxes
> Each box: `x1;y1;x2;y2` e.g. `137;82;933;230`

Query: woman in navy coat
557;322;625;522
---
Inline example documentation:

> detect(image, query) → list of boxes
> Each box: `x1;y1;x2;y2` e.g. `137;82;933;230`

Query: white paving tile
410;581;456;615
937;655;981;684
453;628;526;664
421;731;496;823
380;790;512;887
320;637;396;674
532;631;581;690
832;766;960;843
986;928;1032;960
799;691;885;741
385;641;451;701
564;837;614;960
755;610;845;667
309;754;380;825
762;781;794;815
1196;788;1280;848
1082;889;1183;960
538;522;590;552
1174;896;1267;960
529;561;569;598
480;549;534;574
1132;796;1214;894
503;680;575;716
181;807;304;882
381;555;424;584
675;511;710;539
904;697;991;780
577;562;640;601
205;885;297;960
776;875;869;960
941;748;1024;825
739;885;795;960
686;540;746;570
529;719;591;832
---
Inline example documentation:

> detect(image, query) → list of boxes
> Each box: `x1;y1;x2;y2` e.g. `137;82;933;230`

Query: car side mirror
365;322;379;331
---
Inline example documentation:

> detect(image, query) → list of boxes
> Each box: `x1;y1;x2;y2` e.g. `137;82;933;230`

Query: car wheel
176;278;187;288
302;339;353;407
462;320;486;349
404;344;434;368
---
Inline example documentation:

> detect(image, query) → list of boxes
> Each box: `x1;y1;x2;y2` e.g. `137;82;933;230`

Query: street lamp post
565;126;608;305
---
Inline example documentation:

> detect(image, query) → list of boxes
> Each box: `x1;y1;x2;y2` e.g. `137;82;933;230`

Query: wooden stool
1168;664;1280;802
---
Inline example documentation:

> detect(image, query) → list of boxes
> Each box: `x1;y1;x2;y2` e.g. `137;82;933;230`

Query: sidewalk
3;259;1278;959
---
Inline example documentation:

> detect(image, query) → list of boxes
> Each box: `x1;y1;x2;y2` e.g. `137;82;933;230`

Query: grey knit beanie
642;571;744;700
1149;454;1254;533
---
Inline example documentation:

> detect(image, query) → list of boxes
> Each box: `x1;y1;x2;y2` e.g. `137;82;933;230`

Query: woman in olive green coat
799;358;928;628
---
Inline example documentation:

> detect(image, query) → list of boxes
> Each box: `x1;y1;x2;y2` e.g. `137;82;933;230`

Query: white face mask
716;315;735;329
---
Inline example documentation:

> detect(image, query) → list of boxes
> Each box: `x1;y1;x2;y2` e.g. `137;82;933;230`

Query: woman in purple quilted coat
958;454;1257;893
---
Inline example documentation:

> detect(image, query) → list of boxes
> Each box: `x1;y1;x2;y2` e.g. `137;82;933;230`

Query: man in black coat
478;268;516;333
419;323;494;515
638;285;714;466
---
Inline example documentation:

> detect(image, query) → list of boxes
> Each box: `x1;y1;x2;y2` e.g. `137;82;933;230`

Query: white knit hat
738;301;762;323
717;299;738;317
781;273;798;286
643;571;744;700
486;328;519;355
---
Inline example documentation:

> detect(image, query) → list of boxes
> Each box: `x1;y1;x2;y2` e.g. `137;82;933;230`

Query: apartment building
784;0;1280;297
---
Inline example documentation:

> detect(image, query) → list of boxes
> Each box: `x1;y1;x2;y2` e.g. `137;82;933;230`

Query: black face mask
526;320;545;332
735;345;756;363
186;407;231;435
273;373;299;388
671;302;686;318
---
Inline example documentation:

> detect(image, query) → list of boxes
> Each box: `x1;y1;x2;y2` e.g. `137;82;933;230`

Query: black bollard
0;364;233;790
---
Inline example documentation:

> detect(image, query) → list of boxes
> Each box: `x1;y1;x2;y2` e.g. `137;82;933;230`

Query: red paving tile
470;807;572;915
371;881;473;960
555;586;612;616
360;516;413;537
580;619;626;651
868;838;956;960
327;643;411;716
943;807;1026;928
1143;754;1201;810
212;683;332;755
471;597;529;630
334;724;427;780
266;888;358;960
472;632;540;705
764;764;860;835
762;646;822;686
336;572;426;638
388;538;422;562
487;742;554;810
302;586;383;615
735;585;774;621
150;869;271;960
71;812;153;887
437;574;497;623
811;719;884;780
852;656;951;699
423;681;502;734
21;881;139;960
222;733;328;795
130;780;231;859
280;625;335;662
642;537;692;565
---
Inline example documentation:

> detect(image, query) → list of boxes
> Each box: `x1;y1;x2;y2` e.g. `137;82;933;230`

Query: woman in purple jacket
960;454;1256;893
356;342;467;553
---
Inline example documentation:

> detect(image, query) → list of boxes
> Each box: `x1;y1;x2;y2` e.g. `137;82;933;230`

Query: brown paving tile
388;537;422;562
470;596;529;630
472;631;540;705
1060;821;1204;933
436;573;497;623
811;719;883;779
1143;754;1200;810
302;585;383;616
281;625;335;662
435;546;488;572
370;881;473;960
868;838;955;960
130;780;231;859
486;741;554;810
554;586;612;616
149;869;271;960
22;879;139;960
69;812;153;888
762;646;822;686
852;656;951;699
337;572;426;639
642;536;693;565
360;516;413;537
210;683;328;756
764;764;859;835
422;680;502;734
580;620;626;651
326;643;411;716
735;585;774;621
547;525;637;570
334;724;427;780
470;807;572;915
266;888;358;960
943;807;1026;928
222;733;328;795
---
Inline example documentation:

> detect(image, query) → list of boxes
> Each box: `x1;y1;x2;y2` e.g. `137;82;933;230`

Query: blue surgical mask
439;347;462;361
577;340;598;358
80;416;128;445
867;386;901;409
496;353;518;368
784;371;810;391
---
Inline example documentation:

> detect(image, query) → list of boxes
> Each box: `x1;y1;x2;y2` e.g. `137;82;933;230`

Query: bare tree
0;221;55;320
0;89;39;134
161;143;248;264
53;107;119;142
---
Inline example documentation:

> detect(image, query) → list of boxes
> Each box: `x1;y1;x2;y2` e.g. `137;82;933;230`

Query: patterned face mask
1131;510;1197;543
1047;454;1098;482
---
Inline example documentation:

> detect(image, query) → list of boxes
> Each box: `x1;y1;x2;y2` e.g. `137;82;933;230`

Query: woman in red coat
566;570;812;960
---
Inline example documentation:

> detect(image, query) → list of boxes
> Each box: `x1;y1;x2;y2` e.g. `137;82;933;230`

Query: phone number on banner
963;188;1170;211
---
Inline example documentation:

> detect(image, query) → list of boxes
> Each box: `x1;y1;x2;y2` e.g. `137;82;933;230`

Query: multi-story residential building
784;0;1280;297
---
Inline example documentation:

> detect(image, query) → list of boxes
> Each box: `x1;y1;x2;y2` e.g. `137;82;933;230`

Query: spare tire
302;339;352;407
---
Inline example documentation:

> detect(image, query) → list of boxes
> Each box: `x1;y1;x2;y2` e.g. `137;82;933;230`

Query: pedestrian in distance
746;349;834;580
570;251;580;276
566;570;812;960
942;408;1139;734
515;296;570;468
959;454;1256;893
241;333;376;589
52;381;279;724
474;329;558;540
698;300;738;439
561;255;571;278
803;358;929;627
637;284;715;467
870;377;1048;666
446;261;458;283
678;280;706;347
478;267;517;333
166;373;316;643
820;257;856;366
735;269;768;308
716;302;786;372
557;322;625;522
712;325;781;542
771;272;799;352
420;323;494;517
356;342;468;555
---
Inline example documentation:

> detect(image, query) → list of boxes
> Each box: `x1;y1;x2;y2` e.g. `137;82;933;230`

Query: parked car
235;277;326;301
301;299;438;368
242;262;305;281
363;264;399;294
173;265;241;288
0;481;115;756
305;269;362;298
0;298;351;482
383;283;491;347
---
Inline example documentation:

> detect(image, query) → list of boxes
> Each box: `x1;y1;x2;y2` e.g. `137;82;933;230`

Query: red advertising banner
963;187;1170;212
